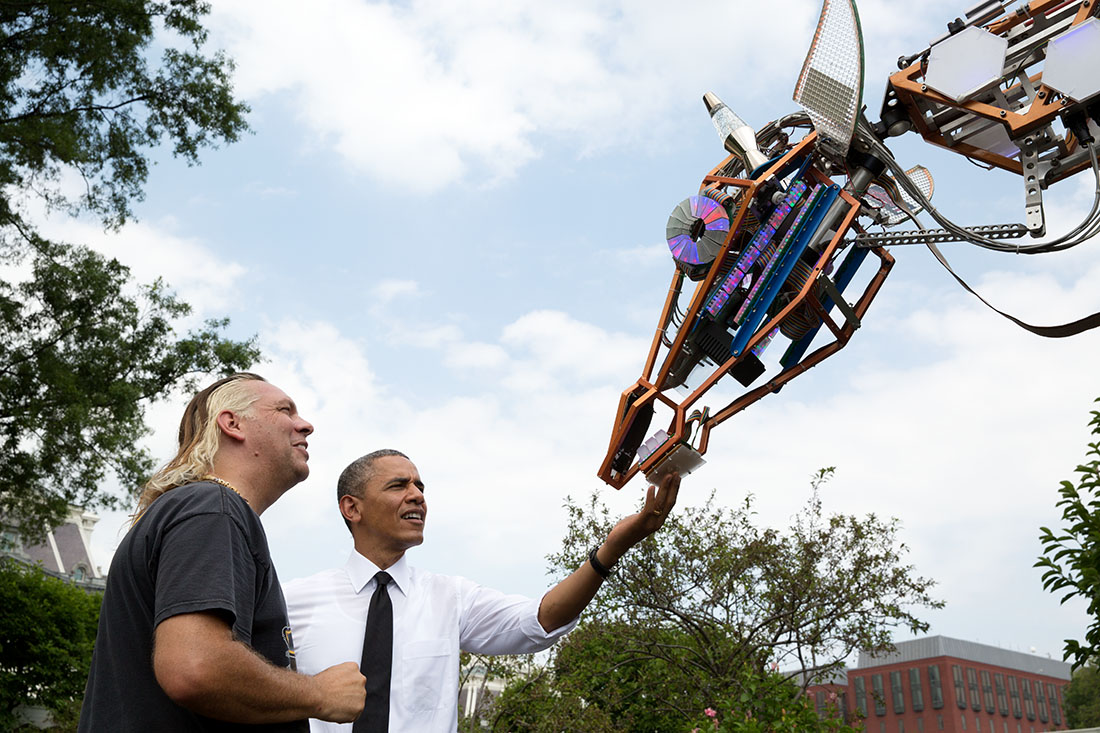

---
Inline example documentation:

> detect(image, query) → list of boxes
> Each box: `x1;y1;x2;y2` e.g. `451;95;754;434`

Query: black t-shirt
78;482;307;732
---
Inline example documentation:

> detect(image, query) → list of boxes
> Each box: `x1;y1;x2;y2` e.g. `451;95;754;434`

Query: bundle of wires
726;110;1100;254
859;121;1100;254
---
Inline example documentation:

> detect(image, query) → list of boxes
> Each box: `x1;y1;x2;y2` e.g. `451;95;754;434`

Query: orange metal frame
597;0;1100;490
888;0;1098;184
597;133;895;489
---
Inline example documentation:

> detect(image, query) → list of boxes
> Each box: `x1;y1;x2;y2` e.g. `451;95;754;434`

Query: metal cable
860;124;1100;253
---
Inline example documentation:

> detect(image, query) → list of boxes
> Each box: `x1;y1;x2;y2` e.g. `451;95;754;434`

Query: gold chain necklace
203;475;249;504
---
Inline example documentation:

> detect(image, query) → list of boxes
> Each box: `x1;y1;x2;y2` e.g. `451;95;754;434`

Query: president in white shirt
283;449;679;732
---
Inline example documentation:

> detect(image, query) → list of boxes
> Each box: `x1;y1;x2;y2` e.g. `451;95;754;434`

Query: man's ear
215;409;247;443
339;495;361;525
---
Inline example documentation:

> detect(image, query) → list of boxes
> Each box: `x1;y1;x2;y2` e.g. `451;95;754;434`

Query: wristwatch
588;545;615;579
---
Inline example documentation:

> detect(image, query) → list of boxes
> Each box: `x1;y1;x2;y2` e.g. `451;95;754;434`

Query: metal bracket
817;272;860;329
853;223;1028;247
1016;134;1047;237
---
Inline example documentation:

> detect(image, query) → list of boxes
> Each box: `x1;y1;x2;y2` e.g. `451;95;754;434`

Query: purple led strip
732;182;823;325
751;326;779;357
704;180;809;317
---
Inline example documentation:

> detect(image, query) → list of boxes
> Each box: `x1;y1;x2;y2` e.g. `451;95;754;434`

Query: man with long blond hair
79;373;365;731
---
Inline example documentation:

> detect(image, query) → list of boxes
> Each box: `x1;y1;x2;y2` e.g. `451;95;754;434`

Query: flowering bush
690;673;862;732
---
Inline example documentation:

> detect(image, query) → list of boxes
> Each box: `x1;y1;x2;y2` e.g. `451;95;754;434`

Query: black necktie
354;571;393;733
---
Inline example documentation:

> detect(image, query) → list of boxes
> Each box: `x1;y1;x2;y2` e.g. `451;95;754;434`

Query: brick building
809;636;1071;733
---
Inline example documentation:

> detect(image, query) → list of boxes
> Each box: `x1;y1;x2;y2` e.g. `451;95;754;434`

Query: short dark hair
337;449;409;532
337;449;410;500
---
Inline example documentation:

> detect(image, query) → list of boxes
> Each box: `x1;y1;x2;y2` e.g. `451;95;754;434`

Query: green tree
0;559;102;730
0;1;257;534
456;651;535;732
1036;397;1100;669
484;469;937;731
688;672;856;733
0;1;248;230
483;658;618;733
1064;660;1100;728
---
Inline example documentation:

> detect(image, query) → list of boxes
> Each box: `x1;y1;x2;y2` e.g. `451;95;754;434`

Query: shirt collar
345;549;411;597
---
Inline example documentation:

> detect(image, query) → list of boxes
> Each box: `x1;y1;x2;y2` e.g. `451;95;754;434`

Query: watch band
588;545;614;579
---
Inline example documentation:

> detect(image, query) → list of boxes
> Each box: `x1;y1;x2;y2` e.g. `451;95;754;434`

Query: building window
967;667;981;711
891;670;905;714
937;713;944;730
981;670;994;713
873;673;887;716
1034;680;1048;723
918;718;925;732
1020;678;1034;721
911;667;925;712
899;721;906;733
929;664;945;709
855;676;868;717
815;690;826;717
995;673;1008;716
954;665;968;709
962;712;967;730
1008;676;1021;719
1047;683;1062;726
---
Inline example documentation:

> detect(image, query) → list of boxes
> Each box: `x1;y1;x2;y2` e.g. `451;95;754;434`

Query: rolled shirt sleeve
457;577;579;655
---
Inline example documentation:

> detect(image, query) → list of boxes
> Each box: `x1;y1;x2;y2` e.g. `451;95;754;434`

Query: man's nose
297;417;314;435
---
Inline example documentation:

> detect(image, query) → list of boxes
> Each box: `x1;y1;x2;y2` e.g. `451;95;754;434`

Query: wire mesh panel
899;165;934;210
792;0;864;156
864;165;934;226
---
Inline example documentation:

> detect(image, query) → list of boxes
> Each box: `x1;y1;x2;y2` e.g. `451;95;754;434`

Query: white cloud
209;0;948;191
443;341;509;369
372;278;421;303
599;241;670;270
255;307;645;584
391;323;465;349
34;212;247;314
500;309;647;385
243;182;297;198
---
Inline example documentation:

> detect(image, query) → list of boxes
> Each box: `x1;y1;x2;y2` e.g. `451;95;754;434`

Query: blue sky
49;0;1100;665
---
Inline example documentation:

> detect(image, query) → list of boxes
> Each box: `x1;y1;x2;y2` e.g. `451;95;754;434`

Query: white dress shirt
283;550;579;732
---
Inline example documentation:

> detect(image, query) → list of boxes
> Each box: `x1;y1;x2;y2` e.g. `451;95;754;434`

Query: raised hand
606;471;681;555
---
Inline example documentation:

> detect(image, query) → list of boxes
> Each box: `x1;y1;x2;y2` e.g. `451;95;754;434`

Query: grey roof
800;667;850;686
52;522;93;575
856;636;1071;680
22;539;61;572
2;507;105;589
